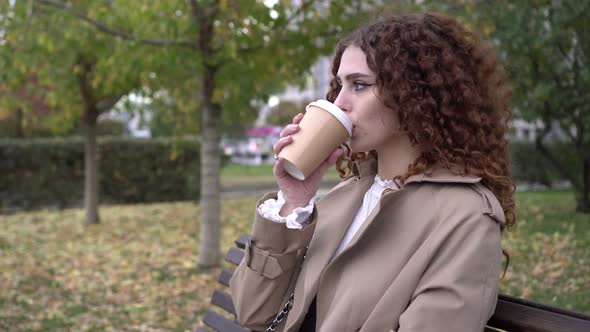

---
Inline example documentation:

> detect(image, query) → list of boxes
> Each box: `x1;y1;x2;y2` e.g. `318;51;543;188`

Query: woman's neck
375;134;421;180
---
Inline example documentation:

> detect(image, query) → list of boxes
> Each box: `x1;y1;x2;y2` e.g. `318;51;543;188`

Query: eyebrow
336;73;373;81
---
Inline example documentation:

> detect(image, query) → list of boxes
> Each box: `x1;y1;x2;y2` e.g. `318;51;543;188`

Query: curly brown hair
328;13;515;229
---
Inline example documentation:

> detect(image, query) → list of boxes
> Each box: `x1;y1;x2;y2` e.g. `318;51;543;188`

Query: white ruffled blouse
258;175;400;258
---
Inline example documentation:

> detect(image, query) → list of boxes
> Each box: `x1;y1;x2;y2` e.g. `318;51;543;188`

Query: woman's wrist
279;198;313;217
279;201;309;217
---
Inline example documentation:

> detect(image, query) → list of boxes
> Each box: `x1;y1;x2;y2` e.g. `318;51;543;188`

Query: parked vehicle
221;139;238;156
230;126;281;165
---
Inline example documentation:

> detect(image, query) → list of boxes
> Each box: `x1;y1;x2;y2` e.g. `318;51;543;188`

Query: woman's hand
273;113;343;217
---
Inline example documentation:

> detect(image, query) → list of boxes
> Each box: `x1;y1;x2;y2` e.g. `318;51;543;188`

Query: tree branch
238;26;343;55
75;55;99;124
35;0;196;49
96;94;124;112
281;0;315;28
188;0;200;48
536;103;581;190
558;118;577;144
238;0;321;55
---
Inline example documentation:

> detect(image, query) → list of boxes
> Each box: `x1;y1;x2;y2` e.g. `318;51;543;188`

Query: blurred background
0;0;588;331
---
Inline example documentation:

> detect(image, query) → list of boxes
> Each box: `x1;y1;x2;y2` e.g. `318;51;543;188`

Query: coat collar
354;158;482;186
354;157;505;225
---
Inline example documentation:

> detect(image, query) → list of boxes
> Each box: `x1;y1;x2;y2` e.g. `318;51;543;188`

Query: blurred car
221;139;237;156
229;126;282;164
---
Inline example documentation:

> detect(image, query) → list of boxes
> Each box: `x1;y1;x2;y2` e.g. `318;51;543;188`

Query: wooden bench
197;234;590;332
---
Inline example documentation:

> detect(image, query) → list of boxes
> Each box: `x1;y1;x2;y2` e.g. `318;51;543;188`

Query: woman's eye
353;82;372;91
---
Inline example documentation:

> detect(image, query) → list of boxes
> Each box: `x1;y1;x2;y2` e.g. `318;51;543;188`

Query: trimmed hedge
0;138;576;213
1;137;201;213
509;140;577;187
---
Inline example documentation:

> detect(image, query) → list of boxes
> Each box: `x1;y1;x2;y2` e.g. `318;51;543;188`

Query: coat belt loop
258;249;270;276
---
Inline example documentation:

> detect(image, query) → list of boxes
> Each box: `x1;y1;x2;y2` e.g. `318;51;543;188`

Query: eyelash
353;82;372;91
335;81;373;91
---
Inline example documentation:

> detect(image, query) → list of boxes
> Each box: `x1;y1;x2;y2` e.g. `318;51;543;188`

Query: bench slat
497;294;590;322
203;309;250;332
235;234;249;249
218;269;233;287
488;294;590;332
225;247;244;266
195;328;208;332
211;289;236;316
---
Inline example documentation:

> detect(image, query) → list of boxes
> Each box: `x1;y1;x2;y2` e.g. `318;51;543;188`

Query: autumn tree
2;0;417;265
419;0;590;213
0;1;152;224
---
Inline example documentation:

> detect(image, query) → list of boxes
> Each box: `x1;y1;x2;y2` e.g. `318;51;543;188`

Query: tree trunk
75;55;101;225
577;157;590;213
197;67;221;267
194;0;222;267
15;108;23;137
535;131;579;188
84;114;100;224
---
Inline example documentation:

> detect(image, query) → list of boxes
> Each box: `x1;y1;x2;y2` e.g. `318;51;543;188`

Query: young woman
230;13;515;332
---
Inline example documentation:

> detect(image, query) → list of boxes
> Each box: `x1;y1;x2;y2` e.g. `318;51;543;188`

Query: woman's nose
333;91;350;113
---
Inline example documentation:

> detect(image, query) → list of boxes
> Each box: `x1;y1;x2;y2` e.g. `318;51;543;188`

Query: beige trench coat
230;159;505;332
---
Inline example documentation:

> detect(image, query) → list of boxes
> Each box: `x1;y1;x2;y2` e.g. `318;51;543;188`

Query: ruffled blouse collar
374;174;400;190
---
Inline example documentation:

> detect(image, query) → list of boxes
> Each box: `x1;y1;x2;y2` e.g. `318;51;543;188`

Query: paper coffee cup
278;99;352;180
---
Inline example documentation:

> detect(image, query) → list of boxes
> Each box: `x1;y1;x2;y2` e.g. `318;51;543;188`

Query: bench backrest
199;234;590;332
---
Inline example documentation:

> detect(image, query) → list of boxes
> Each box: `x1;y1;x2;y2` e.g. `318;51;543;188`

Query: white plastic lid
306;99;352;136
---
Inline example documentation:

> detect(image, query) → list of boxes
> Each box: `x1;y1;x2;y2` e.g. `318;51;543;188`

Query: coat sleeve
229;192;317;331
397;201;503;332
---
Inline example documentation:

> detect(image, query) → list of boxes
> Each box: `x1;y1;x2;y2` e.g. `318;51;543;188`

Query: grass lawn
501;190;590;311
0;190;588;331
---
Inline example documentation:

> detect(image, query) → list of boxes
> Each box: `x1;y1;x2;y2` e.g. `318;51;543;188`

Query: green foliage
73;118;130;137
265;99;311;126
147;94;201;137
211;0;382;122
0;0;148;131
472;1;589;125
418;0;590;211
0;113;127;138
0;0;397;134
0;109;56;138
0;137;201;212
94;118;128;136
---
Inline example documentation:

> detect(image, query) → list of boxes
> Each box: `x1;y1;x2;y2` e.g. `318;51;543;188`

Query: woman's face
333;46;400;153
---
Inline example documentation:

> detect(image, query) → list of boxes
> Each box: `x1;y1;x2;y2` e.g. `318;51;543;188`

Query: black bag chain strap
266;245;309;332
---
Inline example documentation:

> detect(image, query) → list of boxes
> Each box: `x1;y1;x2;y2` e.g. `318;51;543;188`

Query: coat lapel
286;166;375;330
341;168;482;254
